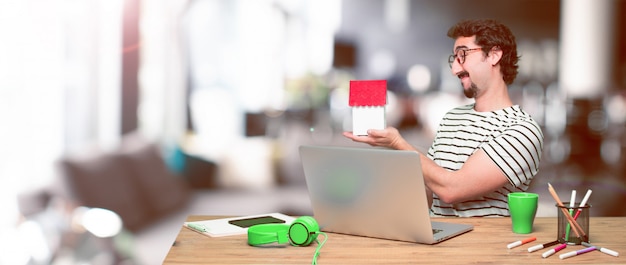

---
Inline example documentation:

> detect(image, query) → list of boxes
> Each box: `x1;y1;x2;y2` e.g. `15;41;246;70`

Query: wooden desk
164;216;624;264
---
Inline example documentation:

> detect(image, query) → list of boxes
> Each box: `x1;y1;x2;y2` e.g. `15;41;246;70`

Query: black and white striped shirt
427;104;544;217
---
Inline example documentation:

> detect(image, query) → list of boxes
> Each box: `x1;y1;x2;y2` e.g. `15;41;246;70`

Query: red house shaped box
349;80;387;136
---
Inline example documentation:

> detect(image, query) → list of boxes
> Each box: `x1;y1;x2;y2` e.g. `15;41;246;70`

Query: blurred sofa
58;136;193;233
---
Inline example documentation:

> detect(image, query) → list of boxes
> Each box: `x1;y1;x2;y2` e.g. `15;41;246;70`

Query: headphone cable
312;232;327;265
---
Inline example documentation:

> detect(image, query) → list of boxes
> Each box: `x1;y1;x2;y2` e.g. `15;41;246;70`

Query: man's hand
342;127;413;151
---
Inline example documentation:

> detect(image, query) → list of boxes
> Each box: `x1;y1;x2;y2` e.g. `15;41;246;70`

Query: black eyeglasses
448;48;482;68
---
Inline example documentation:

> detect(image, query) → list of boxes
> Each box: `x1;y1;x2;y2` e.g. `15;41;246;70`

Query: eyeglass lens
448;50;465;68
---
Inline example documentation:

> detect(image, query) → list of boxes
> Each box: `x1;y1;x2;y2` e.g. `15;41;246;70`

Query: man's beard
464;82;478;98
458;70;478;98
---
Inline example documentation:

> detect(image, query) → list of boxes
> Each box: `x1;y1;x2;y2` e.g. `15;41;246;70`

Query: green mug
508;192;539;234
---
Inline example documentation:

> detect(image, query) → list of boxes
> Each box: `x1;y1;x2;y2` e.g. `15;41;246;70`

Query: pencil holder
556;203;590;244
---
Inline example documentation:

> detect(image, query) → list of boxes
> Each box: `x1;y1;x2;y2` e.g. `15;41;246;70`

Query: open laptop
299;145;473;244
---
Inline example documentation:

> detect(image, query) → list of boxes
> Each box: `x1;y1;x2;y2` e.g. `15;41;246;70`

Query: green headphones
248;216;327;264
247;216;320;246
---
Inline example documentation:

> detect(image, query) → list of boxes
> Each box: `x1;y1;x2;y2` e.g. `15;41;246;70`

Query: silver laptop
299;145;473;244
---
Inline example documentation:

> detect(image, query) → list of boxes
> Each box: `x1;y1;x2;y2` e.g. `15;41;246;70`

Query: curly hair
447;19;520;85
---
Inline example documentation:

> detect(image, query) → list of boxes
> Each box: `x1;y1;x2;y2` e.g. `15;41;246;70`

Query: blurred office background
1;0;625;264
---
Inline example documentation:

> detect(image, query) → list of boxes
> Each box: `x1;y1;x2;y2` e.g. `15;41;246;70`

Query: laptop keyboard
433;229;443;234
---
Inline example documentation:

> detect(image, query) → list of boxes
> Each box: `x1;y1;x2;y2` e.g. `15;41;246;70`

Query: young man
343;19;544;217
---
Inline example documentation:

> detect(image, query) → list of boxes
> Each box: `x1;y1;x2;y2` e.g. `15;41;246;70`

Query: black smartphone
227;216;287;228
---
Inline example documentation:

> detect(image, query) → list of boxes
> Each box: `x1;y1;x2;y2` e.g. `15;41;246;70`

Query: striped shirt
427;104;543;217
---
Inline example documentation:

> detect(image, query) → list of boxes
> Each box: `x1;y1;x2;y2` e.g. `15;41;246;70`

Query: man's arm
418;148;508;204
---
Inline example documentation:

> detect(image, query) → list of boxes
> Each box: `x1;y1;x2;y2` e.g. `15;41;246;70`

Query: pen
559;246;596;259
548;183;585;238
572;189;592;220
565;190;576;240
187;223;207;232
507;236;536;249
528;240;559;252
542;243;567;258
582;242;619;257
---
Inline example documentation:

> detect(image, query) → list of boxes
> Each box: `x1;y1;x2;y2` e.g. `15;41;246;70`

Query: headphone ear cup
288;216;320;246
247;224;290;246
